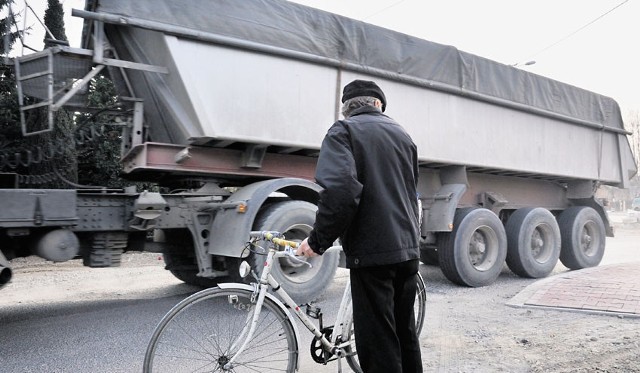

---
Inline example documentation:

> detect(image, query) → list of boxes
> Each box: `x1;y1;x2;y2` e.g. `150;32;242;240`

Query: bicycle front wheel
144;287;298;372
344;272;427;373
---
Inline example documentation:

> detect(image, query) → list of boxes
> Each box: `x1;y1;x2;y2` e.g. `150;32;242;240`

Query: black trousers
350;259;423;373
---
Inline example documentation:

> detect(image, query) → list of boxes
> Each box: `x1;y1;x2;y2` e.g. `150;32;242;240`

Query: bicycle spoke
143;237;352;373
145;288;296;372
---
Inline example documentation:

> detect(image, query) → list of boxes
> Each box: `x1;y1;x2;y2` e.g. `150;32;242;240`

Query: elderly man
297;80;422;373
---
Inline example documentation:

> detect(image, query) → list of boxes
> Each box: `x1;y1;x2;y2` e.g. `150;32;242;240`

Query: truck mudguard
206;178;321;258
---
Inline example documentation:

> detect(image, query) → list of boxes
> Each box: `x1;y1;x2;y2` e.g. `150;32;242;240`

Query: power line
522;0;629;62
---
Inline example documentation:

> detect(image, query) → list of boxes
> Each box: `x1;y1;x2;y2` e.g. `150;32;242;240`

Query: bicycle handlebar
249;231;343;255
249;231;299;248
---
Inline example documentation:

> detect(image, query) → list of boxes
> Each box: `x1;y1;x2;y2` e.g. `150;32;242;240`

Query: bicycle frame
144;230;426;372
216;281;303;370
223;240;350;371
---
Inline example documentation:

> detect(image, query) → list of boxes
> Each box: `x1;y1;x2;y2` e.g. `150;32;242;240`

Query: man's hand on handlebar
295;238;318;258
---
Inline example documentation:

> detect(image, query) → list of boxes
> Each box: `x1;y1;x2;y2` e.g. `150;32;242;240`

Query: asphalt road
0;221;638;372
0;255;352;372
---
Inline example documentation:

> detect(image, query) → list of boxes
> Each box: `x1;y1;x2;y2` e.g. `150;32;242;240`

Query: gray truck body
81;0;635;187
1;0;636;292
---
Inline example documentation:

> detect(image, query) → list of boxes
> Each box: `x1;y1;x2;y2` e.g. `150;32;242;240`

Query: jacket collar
348;105;383;117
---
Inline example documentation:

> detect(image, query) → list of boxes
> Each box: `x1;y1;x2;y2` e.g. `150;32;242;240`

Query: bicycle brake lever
283;247;313;268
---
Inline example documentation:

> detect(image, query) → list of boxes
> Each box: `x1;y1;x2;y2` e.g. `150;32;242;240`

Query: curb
507;262;640;319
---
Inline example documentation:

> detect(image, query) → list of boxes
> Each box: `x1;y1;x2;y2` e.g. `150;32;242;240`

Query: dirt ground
419;223;640;373
420;263;640;372
2;223;640;372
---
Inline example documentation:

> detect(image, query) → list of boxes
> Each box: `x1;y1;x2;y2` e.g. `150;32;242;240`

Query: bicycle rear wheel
414;272;427;335
344;273;427;373
144;287;298;372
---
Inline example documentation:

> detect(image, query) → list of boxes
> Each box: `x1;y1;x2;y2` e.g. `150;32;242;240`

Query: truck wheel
253;200;339;304
437;208;507;287
420;248;439;266
505;208;561;278
163;230;219;288
557;206;605;270
163;252;220;287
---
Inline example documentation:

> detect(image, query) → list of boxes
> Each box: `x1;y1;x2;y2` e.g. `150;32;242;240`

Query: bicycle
144;231;427;372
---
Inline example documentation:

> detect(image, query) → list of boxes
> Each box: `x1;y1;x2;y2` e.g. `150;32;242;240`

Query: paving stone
508;262;640;318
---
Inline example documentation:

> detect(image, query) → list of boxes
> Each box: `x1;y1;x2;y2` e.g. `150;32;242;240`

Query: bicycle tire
344;273;427;372
144;287;298;372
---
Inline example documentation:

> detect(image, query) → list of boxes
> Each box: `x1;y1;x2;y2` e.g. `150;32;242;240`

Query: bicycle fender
216;283;302;370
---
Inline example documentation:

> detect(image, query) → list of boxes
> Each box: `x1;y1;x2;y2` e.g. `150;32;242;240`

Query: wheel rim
579;220;600;257
275;222;322;284
466;225;499;271
529;224;554;263
145;289;296;372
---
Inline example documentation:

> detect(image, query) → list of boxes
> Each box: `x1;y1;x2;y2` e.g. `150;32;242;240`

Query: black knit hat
341;80;387;112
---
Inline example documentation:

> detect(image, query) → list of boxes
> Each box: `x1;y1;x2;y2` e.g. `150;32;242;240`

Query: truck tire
437;207;507;287
162;230;219;288
163;252;220;287
253;200;339;304
420;247;439;266
505;208;561;278
557;206;605;270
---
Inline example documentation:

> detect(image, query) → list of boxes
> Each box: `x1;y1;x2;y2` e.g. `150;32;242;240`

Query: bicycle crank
310;326;336;364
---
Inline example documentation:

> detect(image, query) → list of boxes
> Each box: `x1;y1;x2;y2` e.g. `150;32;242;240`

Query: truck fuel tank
0;251;11;289
32;229;80;262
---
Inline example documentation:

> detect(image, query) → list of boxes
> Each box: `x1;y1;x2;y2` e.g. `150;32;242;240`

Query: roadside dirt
420;263;640;372
2;225;639;372
420;224;640;373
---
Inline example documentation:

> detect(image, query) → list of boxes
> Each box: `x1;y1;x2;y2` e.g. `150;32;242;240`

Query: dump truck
1;0;636;297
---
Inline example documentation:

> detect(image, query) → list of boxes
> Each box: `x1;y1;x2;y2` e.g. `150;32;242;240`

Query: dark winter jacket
307;106;420;268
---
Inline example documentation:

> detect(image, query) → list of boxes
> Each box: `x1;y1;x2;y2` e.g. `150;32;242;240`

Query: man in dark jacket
297;80;422;373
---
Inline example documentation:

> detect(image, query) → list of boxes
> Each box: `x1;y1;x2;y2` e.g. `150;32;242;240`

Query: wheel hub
581;230;593;247
218;355;230;370
530;229;545;257
469;231;487;265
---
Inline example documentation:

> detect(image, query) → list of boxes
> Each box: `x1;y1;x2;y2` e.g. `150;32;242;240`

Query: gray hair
341;96;381;118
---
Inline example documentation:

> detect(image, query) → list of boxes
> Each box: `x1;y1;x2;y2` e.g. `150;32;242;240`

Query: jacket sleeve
308;122;362;253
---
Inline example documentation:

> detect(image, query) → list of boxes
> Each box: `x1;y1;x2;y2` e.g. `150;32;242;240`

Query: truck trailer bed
75;0;636;187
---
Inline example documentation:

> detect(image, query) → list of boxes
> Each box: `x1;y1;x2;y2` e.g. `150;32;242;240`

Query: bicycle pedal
305;304;322;319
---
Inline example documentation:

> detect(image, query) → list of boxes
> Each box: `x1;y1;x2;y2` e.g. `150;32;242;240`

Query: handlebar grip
271;237;299;248
249;231;299;248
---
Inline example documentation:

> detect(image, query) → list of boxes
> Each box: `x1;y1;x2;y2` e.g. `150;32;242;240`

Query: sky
7;0;639;123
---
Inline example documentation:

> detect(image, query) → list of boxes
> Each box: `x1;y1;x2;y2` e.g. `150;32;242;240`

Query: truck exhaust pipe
0;251;12;289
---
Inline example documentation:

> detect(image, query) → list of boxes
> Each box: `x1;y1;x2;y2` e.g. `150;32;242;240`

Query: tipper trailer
1;0;636;297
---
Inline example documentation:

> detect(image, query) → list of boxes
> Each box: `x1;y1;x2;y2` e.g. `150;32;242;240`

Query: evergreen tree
77;75;126;188
0;0;20;125
40;0;76;186
1;0;19;55
3;1;126;189
43;0;67;46
0;60;22;155
0;0;25;182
